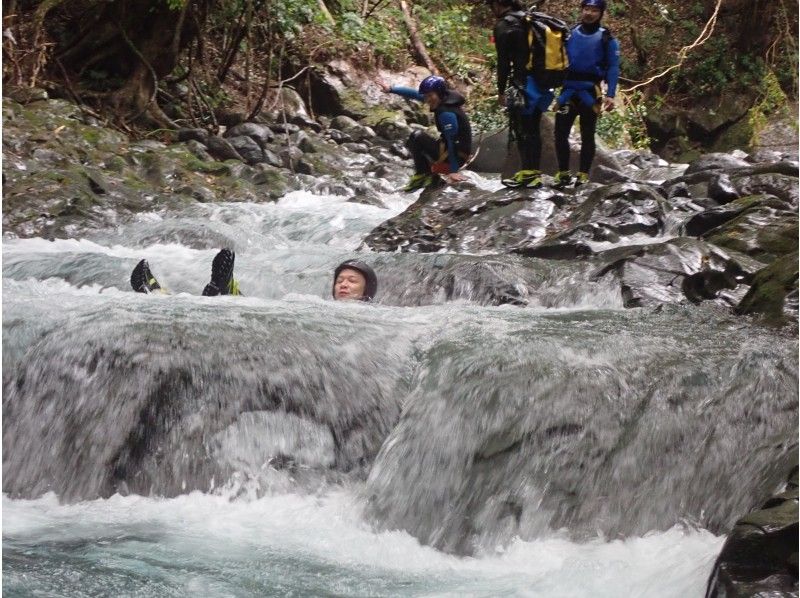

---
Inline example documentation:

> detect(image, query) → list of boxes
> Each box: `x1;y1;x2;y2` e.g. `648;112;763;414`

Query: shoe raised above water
202;248;241;296
501;169;542;189
130;259;162;293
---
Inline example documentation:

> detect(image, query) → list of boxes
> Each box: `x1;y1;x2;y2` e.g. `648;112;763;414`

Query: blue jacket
389;86;472;173
559;24;620;107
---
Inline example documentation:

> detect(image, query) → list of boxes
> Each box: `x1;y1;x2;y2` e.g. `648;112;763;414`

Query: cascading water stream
3;178;796;596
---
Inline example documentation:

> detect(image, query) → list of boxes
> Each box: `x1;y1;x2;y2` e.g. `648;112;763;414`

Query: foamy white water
3;492;721;597
5;181;787;597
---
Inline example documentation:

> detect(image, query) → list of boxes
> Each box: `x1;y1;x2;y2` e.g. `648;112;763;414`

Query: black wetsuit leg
555;101;600;173
577;103;598;174
554;103;579;172
406;131;442;175
511;108;543;171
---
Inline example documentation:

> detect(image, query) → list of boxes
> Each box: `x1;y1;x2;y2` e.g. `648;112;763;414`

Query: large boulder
470;116;624;178
589;237;758;308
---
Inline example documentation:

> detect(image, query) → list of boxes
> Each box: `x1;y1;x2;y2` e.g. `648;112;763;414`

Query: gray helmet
332;260;378;301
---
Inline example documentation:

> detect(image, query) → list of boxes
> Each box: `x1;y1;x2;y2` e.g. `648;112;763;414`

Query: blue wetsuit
555;22;620;175
390;86;472;174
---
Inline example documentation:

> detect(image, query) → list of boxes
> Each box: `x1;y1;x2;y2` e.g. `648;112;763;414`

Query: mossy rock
183;156;232;175
712;117;754;153
339;88;370;120
706;205;799;263
735;251;799;326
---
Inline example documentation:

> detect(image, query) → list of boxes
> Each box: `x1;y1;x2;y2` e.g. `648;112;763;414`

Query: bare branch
621;0;723;93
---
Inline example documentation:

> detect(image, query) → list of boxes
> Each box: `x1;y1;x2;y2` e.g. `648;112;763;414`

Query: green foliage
597;91;651;150
272;0;317;38
336;10;408;68
607;0;627;18
670;36;767;96
415;5;494;83
747;69;791;144
470;95;506;134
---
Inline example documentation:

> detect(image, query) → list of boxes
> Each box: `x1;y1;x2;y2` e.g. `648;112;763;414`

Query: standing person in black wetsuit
486;0;555;189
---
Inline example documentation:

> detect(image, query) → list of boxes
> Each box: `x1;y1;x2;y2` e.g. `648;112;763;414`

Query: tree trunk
52;0;207;125
398;0;438;74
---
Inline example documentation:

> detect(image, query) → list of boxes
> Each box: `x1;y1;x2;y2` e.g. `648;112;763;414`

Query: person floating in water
130;249;377;302
379;75;472;191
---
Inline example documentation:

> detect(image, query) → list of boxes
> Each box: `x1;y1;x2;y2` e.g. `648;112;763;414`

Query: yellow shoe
574;171;590;187
502;169;542;188
553;171;573;189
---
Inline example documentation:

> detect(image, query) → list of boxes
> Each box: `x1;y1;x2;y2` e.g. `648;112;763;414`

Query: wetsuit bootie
502;169;542;189
202;248;240;296
574;172;590;187
553;171;573;189
403;173;432;192
130;259;162;293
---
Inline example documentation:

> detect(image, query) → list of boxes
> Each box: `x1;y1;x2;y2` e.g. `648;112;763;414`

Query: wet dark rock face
364;154;798;327
705;467;799;598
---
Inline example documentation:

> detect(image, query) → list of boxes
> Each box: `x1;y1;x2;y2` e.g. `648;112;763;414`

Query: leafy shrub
597;91;652;149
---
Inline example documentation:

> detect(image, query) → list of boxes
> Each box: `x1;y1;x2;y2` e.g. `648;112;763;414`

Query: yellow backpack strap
526;24;535;71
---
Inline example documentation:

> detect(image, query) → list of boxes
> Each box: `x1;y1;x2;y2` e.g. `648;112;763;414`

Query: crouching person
380;75;472;191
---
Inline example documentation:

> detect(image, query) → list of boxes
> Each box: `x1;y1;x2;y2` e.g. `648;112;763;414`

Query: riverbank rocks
2;94;412;239
363;148;798;325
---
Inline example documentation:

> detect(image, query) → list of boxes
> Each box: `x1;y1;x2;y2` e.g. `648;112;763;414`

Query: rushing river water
3;182;796;596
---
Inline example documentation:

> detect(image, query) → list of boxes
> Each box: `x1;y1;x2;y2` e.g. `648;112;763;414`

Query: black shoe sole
130;259;160;293
202;249;234;296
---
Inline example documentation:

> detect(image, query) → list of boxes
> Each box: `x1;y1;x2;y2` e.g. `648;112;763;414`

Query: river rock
205;135;244;162
684;153;752;175
227;135;264;165
735;251;800;326
177;128;210;145
224;122;274;146
590;237;756;307
706;466;799;598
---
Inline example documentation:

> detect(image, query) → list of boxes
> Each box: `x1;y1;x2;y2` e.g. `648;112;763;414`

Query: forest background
3;0;798;160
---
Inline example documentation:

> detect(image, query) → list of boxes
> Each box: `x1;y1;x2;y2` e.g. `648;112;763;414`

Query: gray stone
684;153;751;175
708;173;740;204
177;128;209;145
185;140;212;161
205;136;243;162
224;122;274;146
227;135;264;165
342;142;369;154
280;146;304;169
262;148;283;168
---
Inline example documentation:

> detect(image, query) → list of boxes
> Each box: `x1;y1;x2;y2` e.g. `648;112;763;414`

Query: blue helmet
581;0;606;11
418;75;447;97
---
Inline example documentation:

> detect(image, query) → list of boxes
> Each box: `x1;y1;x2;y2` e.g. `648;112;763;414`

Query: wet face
423;91;442;110
580;5;603;24
334;268;366;301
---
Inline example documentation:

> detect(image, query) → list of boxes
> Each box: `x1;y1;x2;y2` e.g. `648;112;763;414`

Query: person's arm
388;85;424;102
437;111;461;174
